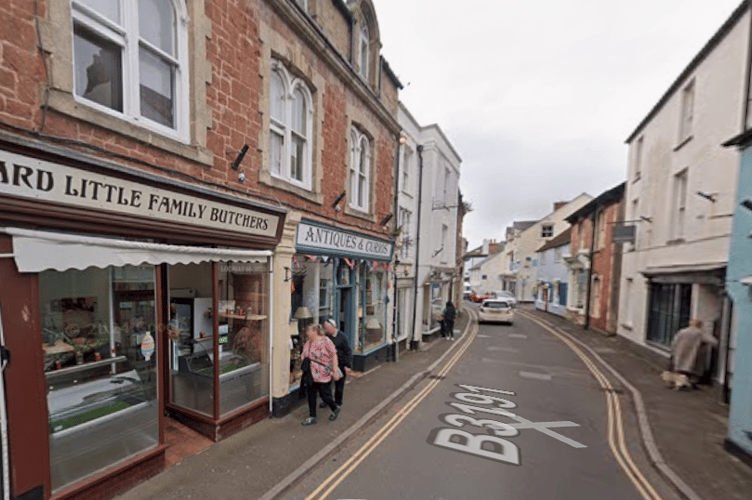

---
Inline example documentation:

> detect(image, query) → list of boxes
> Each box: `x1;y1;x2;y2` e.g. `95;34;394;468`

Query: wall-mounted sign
296;219;393;261
613;225;636;244
0;150;279;238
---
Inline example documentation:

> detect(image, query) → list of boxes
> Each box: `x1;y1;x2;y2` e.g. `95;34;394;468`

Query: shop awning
2;228;271;273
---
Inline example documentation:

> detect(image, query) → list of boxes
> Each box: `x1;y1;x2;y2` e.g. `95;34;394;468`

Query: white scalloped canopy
4;228;270;273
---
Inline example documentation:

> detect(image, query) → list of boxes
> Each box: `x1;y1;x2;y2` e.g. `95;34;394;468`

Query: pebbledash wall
0;0;400;499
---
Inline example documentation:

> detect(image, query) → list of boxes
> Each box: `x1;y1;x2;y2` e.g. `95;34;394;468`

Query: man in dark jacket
441;301;457;340
322;318;352;407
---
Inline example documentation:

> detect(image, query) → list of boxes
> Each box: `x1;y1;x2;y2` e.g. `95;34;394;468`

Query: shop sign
296;220;393;261
0;150;279;237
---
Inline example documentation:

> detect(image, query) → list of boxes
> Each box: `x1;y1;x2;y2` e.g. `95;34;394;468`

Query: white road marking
508;334;528;339
519;371;552;380
488;346;520;353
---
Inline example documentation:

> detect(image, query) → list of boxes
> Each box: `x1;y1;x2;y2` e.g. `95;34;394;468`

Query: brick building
564;183;626;333
0;0;400;498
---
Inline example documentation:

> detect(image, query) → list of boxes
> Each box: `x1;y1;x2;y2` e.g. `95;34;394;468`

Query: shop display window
355;264;385;354
40;265;159;493
217;261;269;416
167;260;270;420
289;255;325;388
363;270;385;352
319;267;332;320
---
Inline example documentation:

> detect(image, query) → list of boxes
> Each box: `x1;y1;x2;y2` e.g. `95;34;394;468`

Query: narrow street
285;307;681;500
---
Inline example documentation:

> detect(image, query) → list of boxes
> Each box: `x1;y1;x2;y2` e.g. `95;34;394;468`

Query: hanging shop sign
0;150;279;238
296;219;393;261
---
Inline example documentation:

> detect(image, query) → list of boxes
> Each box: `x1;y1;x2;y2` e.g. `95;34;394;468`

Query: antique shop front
274;219;393;415
0;135;285;500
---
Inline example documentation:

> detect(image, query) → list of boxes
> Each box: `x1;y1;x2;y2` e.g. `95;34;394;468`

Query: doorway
338;286;355;351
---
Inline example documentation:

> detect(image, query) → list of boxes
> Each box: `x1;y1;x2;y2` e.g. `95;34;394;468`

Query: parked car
478;299;514;324
492;290;517;307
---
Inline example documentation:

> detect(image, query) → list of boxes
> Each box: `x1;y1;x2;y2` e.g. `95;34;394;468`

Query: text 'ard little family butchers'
0;152;278;238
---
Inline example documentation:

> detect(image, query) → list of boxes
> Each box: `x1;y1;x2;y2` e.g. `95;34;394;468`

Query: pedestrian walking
321;318;352;408
300;324;341;425
440;301;456;340
663;318;718;390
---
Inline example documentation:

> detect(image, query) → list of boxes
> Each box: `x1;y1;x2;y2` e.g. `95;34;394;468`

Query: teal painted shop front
726;143;752;459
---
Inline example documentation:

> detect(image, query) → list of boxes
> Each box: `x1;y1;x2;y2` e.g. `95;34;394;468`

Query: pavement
114;304;752;500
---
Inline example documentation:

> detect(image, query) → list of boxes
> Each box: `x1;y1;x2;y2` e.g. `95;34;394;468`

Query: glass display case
172;332;263;416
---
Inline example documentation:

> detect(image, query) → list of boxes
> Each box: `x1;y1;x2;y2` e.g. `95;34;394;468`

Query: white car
478;299;514;324
492;290;517;307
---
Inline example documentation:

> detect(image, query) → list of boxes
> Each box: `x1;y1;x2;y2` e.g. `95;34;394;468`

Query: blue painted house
534;228;571;317
723;131;752;460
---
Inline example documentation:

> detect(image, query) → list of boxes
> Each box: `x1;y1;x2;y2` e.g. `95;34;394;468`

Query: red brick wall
570;201;622;333
0;0;396;242
584;203;621;332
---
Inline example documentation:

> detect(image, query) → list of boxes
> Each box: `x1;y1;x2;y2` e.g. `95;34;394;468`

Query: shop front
287;219;393;386
0;137;285;500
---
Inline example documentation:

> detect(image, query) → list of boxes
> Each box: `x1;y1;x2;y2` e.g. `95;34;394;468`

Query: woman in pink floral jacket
301;324;341;425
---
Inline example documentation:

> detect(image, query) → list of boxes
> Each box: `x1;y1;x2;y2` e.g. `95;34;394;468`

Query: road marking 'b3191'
427;384;586;465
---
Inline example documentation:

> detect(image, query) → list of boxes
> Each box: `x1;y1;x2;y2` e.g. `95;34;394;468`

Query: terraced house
0;0;401;498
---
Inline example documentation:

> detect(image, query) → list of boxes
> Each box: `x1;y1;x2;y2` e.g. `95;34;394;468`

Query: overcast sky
373;0;744;250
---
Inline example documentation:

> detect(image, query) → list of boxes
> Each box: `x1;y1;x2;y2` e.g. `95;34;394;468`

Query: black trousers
308;380;337;417
332;369;347;406
443;320;455;338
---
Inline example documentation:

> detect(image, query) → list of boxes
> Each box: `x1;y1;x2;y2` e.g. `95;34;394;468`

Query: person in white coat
666;318;718;390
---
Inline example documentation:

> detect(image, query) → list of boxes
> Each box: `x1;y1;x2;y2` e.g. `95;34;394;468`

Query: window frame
269;60;314;190
401;146;412;194
541;224;553;238
70;0;189;142
398;207;412;260
349;128;371;213
633;136;643;181
359;20;370;81
679;79;695;144
671;169;688;241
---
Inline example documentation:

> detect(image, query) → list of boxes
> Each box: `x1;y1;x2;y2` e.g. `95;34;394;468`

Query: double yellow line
518;311;662;500
303;311;481;500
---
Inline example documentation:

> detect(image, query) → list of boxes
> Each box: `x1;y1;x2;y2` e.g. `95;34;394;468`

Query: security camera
238;171;246;183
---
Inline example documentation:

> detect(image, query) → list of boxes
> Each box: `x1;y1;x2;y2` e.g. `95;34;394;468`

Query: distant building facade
565;183;626;333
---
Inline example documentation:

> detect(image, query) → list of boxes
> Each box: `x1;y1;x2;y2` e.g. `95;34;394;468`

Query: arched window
350;128;371;212
269;60;313;189
71;0;188;138
359;20;370;80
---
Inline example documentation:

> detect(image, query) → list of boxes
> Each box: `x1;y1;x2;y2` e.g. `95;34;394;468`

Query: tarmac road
284;307;682;500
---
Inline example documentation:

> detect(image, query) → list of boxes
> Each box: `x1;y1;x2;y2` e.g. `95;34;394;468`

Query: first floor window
350;128;371;211
72;0;185;135
269;61;313;188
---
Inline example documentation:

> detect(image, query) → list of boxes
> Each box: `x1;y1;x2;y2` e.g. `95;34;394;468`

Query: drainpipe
410;144;424;350
584;210;597;330
390;134;402;362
